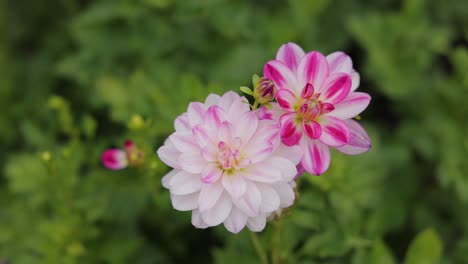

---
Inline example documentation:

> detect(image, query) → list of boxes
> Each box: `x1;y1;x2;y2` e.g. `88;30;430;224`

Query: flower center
295;97;334;123
217;138;243;171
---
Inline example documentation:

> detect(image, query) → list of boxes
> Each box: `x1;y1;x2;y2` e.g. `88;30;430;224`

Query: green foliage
1;0;467;263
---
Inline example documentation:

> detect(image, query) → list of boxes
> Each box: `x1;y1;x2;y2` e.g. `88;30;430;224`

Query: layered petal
328;92;371;119
319;116;350;147
321;73;352;104
297;51;329;89
233;182;261;217
280;113;302;146
350;71;360;92
198;181;224;212
223;208;248;234
169;171;202;195
302;120;322;139
335;119;371;155
222;174;247;198
187;102;207;127
200;163;223;183
264;60;297;91
157;141;180;168
300;139;331;175
177;153;207;174
276;42;305;72
326;51;353;74
247;215;267;232
258;184;280;213
276;89;298;111
171;193;199;211
201;192;232;226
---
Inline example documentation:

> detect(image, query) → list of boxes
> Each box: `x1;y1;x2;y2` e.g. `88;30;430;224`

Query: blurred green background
1;0;468;263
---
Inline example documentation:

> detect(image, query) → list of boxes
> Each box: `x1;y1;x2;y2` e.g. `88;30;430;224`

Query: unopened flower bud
253;77;276;104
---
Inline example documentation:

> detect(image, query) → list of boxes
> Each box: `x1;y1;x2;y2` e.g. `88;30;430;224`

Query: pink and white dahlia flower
263;42;371;175
157;92;302;233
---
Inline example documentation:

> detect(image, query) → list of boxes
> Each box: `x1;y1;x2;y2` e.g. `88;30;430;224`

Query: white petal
223;208;248;234
198;181;224;212
161;169;179;189
258;184;281;213
222;174;247;198
201;192;232;226
169;171;202;195
232;182;261;217
171;193;199;211
192;210;209;229
273;183;295;208
247;215;267;232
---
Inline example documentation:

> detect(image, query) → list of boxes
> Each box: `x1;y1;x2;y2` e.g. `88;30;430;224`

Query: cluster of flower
108;43;371;234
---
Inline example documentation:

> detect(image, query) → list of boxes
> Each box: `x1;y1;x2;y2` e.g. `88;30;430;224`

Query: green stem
249;231;268;264
252;100;259;110
272;218;283;264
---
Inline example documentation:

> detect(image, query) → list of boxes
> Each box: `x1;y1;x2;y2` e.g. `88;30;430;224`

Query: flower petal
297;51;329;90
328;92;371;119
300;139;331;175
205;93;221;106
263;60;297;91
351;70;360;92
276;42;305;72
200;163;223;184
174;113;190;132
258;184;280;213
301;83;315;99
280;113;302;146
319;116;350;147
276;89;298;111
218;91;240;110
205;105;227;130
171;193;199;211
177;153;206;174
223;208;248;234
157;140;180;168
326;51;353;74
242;163;282;183
247;215;267;232
273;183;295;208
243;124;279;163
201;192;232;226
198;181;224;212
302;120;322;139
161;169;179;189
321;73;352;104
192;210;209;229
273;144;303;166
169;171;202;195
169;132;199;154
222;173;247;198
335;119;371;155
187;102;207;127
192;125;216;148
232;111;258;143
233;182;261;217
101;149;127;170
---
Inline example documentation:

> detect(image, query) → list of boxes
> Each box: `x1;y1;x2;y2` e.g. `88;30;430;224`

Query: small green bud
128;114;145;131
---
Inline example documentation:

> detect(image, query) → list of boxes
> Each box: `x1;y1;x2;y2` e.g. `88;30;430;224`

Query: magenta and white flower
157;92;302;233
102;140;144;170
263;42;371;175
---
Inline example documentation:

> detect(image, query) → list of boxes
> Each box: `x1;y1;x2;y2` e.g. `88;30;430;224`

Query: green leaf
240;86;253;95
369;240;397;264
404;229;442;264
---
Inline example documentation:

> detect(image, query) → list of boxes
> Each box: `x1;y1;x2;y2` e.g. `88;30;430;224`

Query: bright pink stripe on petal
276;42;305;72
322;73;352;104
302;120;322;139
297;51;329;90
326;51;353;74
328;92;371;119
335;119;371;155
279;113;302;146
301;83;315;99
300;139;330;175
102;149;127;170
276;89;297;111
263;60;297;91
319;116;350;147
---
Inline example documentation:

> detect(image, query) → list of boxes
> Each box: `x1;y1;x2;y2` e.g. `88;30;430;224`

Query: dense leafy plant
1;0;467;263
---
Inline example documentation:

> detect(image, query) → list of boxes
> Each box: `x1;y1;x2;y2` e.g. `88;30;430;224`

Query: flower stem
249;231;268;264
272;218;283;264
252;100;259;110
